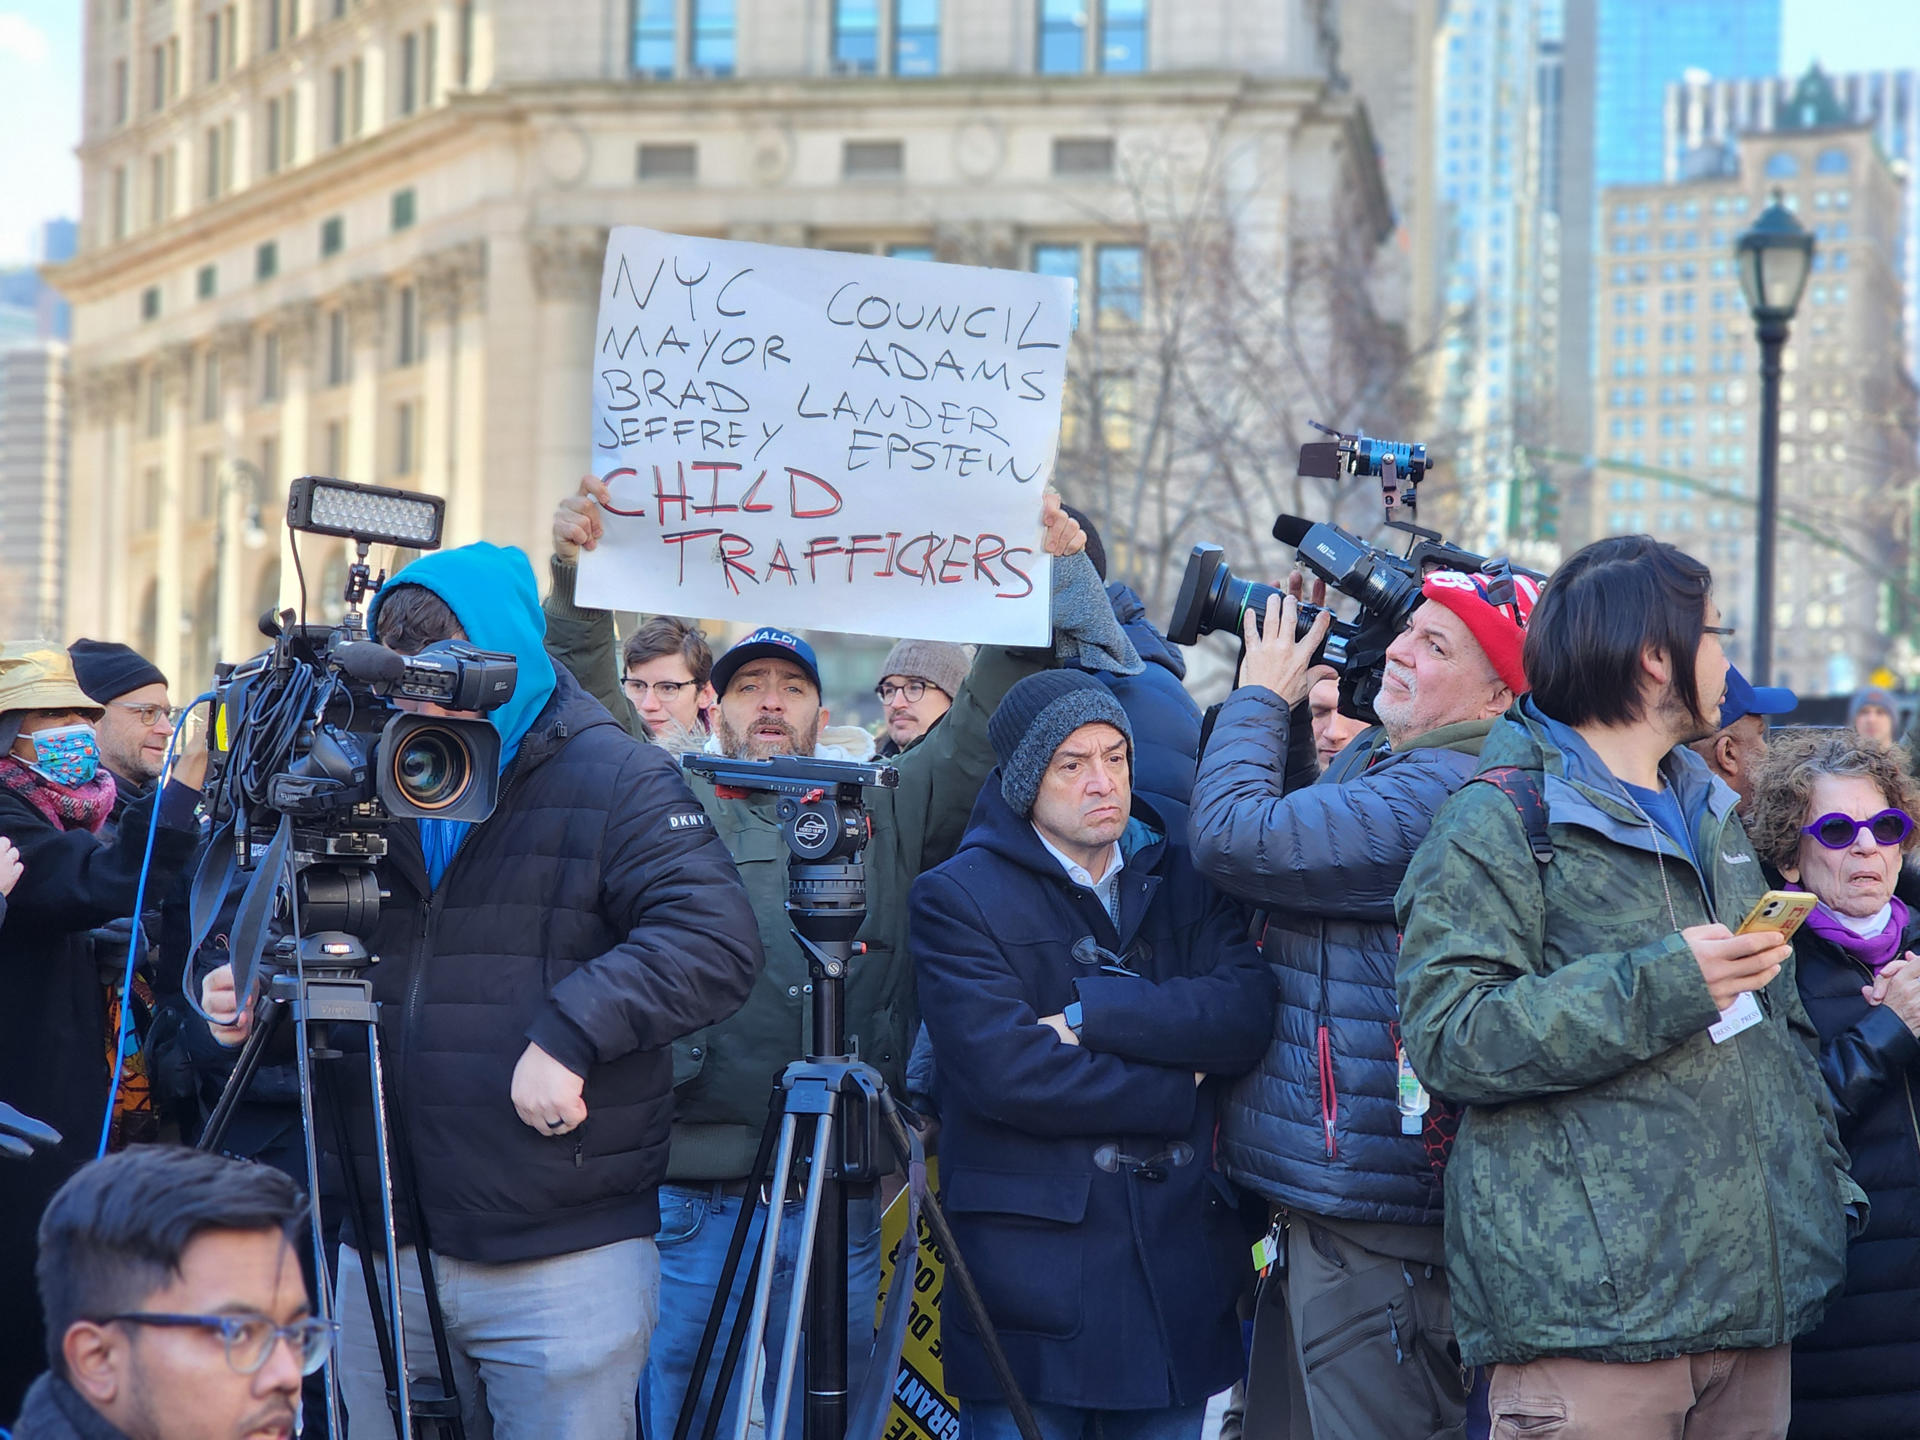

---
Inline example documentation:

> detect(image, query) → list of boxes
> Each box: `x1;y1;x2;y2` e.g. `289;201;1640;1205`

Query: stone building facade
55;0;1395;693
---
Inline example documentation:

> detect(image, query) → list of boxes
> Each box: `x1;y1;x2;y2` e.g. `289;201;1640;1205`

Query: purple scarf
1798;892;1911;973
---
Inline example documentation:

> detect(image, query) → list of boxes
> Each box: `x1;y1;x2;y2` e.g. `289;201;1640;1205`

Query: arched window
1815;147;1850;174
1764;152;1800;179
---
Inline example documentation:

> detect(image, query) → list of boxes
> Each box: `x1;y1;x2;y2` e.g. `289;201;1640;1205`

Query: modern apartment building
1668;64;1920;392
1592;105;1918;692
1553;0;1782;558
53;0;1397;696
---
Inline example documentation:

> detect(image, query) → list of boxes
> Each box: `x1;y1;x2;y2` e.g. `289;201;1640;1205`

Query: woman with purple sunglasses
1748;730;1920;1439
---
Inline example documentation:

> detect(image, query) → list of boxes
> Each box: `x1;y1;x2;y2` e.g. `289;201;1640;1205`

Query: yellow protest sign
874;1163;960;1440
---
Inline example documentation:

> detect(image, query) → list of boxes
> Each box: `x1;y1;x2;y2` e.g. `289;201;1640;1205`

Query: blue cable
95;690;215;1160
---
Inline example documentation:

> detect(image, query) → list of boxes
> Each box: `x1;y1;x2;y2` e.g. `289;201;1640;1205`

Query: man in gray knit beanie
874;639;974;756
988;669;1135;825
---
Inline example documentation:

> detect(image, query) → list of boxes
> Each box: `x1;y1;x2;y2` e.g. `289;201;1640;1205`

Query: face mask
22;724;102;788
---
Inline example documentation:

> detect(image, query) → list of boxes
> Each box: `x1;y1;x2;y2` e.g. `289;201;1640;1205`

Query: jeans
959;1399;1210;1440
642;1182;883;1440
334;1238;659;1440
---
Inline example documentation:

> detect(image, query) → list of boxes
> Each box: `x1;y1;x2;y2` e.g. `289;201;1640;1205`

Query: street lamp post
1735;190;1814;687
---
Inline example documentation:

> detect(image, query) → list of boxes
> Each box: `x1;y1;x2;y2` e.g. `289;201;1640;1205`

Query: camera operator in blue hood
201;541;760;1440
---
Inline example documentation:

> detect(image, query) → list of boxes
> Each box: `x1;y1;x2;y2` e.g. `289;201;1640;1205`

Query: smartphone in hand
1735;890;1818;940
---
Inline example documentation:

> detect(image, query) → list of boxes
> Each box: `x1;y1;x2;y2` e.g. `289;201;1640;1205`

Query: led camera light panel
287;475;446;549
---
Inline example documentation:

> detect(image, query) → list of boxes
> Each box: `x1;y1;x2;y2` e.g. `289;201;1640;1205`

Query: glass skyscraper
1594;0;1782;188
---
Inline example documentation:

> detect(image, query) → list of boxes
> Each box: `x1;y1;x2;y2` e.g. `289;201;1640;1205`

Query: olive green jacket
543;558;1047;1179
1394;701;1862;1367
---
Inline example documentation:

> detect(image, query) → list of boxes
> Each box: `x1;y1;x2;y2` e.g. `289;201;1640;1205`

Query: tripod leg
196;994;280;1155
293;1000;347;1440
699;1239;768;1440
881;1103;1044;1440
363;1020;415;1440
680;1097;785;1440
382;1071;469;1440
768;1112;837;1440
729;1112;804;1440
318;1060;405;1428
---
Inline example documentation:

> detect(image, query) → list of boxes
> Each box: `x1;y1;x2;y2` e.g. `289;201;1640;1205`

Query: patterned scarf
0;753;117;834
0;753;156;1144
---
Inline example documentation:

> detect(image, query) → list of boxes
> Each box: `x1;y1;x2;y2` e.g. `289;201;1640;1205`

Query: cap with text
1419;569;1542;696
711;627;823;698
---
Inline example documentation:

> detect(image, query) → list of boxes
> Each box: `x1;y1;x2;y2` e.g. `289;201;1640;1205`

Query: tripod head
682;753;899;1054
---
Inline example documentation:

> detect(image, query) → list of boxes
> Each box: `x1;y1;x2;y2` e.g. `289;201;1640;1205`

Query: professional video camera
192;474;519;1440
203;475;516;873
1168;422;1542;725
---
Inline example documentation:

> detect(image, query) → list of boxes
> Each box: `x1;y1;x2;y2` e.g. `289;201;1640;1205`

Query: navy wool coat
910;778;1274;1411
1789;918;1920;1440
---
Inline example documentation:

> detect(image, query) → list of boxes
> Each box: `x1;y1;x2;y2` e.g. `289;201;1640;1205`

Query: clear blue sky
1;0;1919;266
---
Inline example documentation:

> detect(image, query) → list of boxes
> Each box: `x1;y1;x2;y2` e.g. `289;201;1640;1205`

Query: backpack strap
1470;766;1555;866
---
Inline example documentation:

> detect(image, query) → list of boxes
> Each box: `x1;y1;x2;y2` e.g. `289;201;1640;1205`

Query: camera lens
390;727;472;812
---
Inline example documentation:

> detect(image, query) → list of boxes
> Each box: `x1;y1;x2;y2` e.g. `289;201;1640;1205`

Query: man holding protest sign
546;478;1103;1440
546;228;1101;1440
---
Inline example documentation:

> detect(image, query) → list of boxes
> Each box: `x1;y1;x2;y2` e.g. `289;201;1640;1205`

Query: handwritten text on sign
575;228;1074;645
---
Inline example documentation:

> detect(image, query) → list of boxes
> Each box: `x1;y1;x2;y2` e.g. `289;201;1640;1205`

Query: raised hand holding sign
577;228;1075;645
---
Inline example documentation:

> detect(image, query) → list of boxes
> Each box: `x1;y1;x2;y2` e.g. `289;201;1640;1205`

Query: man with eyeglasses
67;640;216;1149
908;669;1274;1440
542;474;1102;1440
17;1144;323;1440
872;640;970;756
1396;536;1859;1440
622;616;718;753
67;641;181;817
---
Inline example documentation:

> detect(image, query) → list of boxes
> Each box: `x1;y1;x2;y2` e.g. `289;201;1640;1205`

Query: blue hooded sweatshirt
367;543;558;887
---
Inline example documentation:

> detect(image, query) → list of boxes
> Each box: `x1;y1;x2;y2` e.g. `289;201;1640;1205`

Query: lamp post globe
1736;190;1814;687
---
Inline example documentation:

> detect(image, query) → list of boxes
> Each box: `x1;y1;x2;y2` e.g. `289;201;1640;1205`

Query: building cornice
52;68;1342;303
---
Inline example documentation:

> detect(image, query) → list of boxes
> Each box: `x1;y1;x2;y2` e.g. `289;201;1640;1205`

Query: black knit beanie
68;639;168;705
988;670;1134;817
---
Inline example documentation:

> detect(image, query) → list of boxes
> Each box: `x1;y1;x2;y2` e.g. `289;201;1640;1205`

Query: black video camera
204;477;518;872
1168;426;1540;725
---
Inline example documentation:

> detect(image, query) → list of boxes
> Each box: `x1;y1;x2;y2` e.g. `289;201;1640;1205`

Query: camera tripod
196;844;466;1440
678;755;1042;1440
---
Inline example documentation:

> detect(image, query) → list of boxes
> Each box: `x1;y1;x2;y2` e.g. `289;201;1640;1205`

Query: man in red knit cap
1188;566;1536;1440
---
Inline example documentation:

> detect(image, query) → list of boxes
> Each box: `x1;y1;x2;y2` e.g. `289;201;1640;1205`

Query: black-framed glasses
1701;624;1736;638
1802;808;1913;850
88;1312;338;1376
1071;936;1149;978
875;679;931;704
623;677;693;701
110;701;180;728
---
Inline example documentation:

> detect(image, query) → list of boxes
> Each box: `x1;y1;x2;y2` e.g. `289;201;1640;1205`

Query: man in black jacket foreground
203;542;760;1440
1187;569;1536;1440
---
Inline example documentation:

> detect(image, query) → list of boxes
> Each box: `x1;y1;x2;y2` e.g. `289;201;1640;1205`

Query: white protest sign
575;228;1074;646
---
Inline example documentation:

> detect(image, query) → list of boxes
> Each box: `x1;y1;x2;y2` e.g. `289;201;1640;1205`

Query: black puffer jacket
0;775;200;1424
1188;685;1492;1224
1789;917;1920;1439
327;669;760;1262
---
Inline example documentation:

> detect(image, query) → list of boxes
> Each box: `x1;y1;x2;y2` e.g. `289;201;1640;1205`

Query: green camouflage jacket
1394;700;1862;1367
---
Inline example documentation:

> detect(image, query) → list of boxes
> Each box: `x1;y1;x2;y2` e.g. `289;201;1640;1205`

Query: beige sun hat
0;643;105;718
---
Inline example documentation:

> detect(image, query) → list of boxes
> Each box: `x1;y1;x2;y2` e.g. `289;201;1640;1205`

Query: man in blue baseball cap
542;478;1098;1440
1690;664;1797;815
